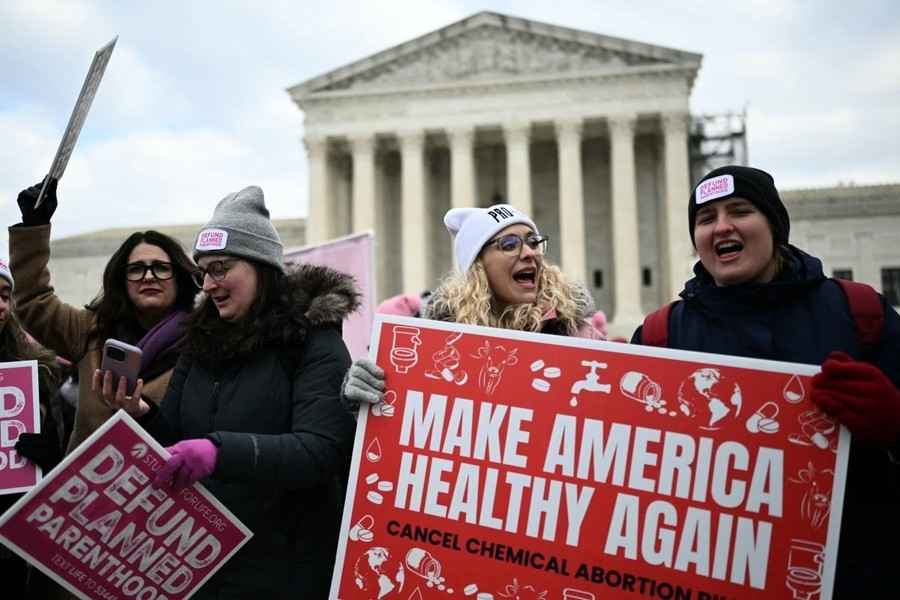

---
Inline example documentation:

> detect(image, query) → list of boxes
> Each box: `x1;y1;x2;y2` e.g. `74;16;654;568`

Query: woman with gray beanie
102;185;360;598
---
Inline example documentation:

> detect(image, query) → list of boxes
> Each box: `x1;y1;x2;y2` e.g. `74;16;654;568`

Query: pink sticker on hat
196;228;228;250
696;174;735;205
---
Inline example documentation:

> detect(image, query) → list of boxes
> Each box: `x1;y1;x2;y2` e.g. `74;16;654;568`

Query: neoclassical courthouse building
289;11;700;332
45;12;900;334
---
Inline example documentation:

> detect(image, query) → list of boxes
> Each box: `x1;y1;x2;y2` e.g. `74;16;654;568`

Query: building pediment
289;11;701;100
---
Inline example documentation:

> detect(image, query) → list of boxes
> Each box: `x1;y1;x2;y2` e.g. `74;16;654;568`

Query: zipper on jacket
209;380;221;431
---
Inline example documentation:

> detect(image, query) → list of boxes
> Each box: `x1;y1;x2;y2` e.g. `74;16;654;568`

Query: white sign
36;37;118;208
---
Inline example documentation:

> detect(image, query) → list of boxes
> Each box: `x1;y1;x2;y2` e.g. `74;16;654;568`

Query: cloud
1;0;899;264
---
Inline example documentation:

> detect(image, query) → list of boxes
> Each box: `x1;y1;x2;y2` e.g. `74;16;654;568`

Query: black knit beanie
688;166;789;247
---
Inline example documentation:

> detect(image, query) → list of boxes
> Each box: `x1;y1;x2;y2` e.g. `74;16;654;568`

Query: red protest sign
331;316;848;600
0;360;41;495
0;410;252;600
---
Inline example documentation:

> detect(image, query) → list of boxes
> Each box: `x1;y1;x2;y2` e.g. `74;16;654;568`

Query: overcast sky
2;0;899;254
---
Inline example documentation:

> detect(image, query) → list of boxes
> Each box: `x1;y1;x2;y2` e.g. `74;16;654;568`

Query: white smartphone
100;339;143;396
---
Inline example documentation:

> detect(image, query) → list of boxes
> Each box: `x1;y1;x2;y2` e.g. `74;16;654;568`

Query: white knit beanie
0;259;13;290
444;204;538;273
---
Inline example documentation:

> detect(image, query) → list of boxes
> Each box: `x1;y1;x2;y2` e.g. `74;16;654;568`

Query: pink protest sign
0;360;41;495
0;410;252;600
285;231;375;359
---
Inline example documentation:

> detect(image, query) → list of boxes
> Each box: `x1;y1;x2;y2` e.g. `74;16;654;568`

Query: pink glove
811;351;900;446
154;439;218;490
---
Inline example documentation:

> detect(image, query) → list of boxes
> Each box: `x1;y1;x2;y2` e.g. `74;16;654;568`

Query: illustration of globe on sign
353;547;406;599
677;368;743;430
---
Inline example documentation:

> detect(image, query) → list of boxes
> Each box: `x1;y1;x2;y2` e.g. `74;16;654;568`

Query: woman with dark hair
103;186;359;598
632;165;900;595
0;259;62;597
9;179;197;452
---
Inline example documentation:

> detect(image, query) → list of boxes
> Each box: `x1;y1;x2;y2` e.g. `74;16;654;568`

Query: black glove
15;429;62;472
17;176;59;226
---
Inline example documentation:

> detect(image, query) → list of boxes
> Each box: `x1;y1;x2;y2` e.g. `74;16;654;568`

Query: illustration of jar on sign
405;547;441;583
390;326;422;373
620;371;662;405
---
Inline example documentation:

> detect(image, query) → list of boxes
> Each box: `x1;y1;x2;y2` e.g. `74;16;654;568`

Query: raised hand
17;176;59;226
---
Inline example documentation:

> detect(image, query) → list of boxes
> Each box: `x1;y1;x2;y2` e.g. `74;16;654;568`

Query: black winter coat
632;246;900;597
145;265;359;599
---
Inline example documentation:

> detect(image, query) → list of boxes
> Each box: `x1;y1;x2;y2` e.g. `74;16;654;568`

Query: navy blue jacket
633;246;900;597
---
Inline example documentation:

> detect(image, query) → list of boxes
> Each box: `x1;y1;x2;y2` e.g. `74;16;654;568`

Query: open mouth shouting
714;239;744;261
512;266;538;289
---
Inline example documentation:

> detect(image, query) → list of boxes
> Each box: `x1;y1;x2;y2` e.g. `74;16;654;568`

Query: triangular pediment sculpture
289;12;701;98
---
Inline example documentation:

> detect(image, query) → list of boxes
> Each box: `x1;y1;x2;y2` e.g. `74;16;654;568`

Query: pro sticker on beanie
696;174;734;205
196;228;228;251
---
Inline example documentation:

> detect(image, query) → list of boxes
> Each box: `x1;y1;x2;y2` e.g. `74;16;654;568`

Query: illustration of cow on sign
471;340;518;395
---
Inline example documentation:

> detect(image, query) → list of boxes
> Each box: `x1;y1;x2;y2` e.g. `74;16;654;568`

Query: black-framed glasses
191;259;239;287
485;233;549;256
125;261;174;282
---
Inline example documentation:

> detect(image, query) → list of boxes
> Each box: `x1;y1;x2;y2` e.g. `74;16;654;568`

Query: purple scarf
136;310;188;376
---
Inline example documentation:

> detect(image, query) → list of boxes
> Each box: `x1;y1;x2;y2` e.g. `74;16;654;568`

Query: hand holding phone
100;339;142;396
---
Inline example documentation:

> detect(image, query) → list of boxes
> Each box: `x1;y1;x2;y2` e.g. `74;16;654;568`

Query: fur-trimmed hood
292;263;361;327
183;263;360;366
423;277;596;334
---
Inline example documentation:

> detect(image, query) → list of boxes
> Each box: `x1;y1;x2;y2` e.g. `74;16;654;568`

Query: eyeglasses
485;233;549;256
191;259;239;287
125;261;174;282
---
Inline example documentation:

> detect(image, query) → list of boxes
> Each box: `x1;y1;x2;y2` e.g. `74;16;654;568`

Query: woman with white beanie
344;203;603;407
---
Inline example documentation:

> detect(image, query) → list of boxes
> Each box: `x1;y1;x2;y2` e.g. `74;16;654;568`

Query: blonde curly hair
426;258;585;335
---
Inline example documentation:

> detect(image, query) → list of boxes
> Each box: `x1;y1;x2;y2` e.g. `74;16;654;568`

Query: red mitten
811;351;900;446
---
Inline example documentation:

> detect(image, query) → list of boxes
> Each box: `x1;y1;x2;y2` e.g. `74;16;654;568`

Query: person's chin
712;266;753;286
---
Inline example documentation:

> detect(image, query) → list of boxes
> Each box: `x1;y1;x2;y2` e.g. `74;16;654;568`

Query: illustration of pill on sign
529;359;562;393
405;547;454;594
619;371;676;417
425;333;469;385
371;390;397;418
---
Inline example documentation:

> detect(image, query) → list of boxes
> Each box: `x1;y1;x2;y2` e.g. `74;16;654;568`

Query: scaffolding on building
689;111;749;184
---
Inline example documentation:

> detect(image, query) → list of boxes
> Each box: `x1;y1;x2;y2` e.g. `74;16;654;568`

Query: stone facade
288;11;702;335
784;184;900;308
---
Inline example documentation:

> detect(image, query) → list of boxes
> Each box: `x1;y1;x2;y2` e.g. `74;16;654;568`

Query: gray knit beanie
194;186;284;272
0;259;13;290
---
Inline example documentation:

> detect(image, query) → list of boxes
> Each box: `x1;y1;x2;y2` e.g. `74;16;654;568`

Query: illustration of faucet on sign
569;360;612;407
